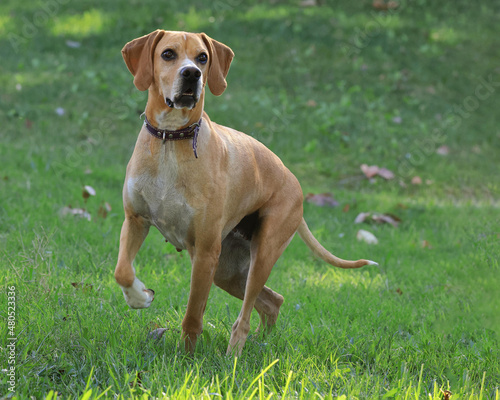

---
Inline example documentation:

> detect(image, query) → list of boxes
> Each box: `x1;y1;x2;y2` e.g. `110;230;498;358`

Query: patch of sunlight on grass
306;268;385;291
335;9;403;30
360;13;402;29
429;27;461;45
406;194;499;208
367;189;499;209
11;71;56;89
175;6;212;31
50;9;108;37
0;15;11;36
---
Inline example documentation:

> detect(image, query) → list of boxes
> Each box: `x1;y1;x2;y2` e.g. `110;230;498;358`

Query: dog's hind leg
114;214;155;309
226;178;303;356
214;233;284;332
214;232;284;334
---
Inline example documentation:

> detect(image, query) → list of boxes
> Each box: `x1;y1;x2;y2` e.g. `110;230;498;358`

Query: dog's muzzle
166;66;202;109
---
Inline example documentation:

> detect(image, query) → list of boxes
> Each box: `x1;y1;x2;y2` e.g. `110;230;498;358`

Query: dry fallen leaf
441;389;452;400
421;240;432;249
372;213;401;228
305;193;339;207
71;282;93;292
60;206;91;221
396;288;403;295
377;168;395;180
360;164;395;180
356;229;378;245
354;212;372;224
361;164;379;179
373;0;399;10
355;212;401;228
98;202;112;219
82;185;96;200
342;204;350;213
411;176;422;185
436;145;449;156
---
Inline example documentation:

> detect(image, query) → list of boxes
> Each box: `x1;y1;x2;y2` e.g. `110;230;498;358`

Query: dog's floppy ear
200;33;234;96
121;30;165;91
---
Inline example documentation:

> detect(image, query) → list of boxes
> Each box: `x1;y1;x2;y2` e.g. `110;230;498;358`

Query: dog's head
122;30;234;110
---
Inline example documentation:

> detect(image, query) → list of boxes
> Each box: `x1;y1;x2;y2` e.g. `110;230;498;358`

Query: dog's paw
121;278;155;309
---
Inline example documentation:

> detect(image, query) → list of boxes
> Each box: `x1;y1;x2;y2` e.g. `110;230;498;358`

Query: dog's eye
197;53;208;64
161;49;176;60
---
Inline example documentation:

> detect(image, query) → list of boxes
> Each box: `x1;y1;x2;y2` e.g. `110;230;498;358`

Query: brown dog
114;30;377;356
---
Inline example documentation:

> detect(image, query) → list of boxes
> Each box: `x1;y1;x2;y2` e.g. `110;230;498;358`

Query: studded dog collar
144;116;202;158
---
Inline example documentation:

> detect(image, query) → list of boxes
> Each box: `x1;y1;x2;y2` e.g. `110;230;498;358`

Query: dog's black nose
180;66;201;81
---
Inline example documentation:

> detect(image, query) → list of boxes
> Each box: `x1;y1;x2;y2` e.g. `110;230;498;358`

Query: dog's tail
297;218;378;269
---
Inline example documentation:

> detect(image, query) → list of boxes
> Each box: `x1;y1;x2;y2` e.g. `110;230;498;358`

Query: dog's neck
144;85;205;131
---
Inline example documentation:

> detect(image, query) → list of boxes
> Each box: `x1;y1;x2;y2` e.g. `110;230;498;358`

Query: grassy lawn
1;0;499;398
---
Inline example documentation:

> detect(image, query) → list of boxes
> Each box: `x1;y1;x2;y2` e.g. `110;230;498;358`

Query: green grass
1;0;499;398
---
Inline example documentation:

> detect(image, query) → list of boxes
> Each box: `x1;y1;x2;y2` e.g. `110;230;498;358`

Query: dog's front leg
114;214;155;309
182;242;221;353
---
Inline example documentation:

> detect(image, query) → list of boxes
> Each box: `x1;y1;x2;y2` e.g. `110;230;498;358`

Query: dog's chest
126;151;194;249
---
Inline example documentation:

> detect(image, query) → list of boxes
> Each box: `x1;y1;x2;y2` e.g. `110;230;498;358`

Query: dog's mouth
181;88;194;97
166;88;199;109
